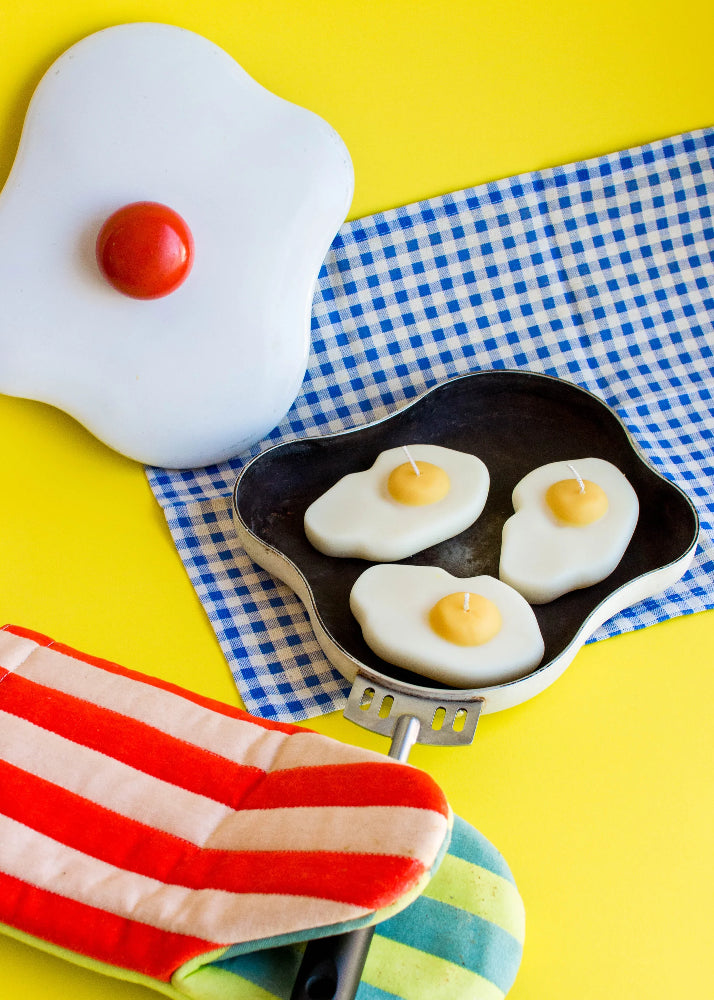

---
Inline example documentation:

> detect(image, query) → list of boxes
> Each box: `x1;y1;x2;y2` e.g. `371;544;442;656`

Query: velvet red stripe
1;624;305;735
0;759;426;908
1;668;448;816
0;869;218;982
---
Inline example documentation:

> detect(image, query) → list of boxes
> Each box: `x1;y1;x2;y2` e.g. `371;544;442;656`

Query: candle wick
402;446;420;477
567;463;586;493
463;592;470;612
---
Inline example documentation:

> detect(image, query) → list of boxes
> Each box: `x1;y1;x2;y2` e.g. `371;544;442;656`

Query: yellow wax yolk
545;478;609;525
429;592;502;646
387;461;450;506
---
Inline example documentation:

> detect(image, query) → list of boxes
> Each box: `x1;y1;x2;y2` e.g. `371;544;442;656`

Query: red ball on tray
96;201;194;299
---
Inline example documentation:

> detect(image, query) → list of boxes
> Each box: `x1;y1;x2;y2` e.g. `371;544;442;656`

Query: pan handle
289;925;375;1000
289;716;421;1000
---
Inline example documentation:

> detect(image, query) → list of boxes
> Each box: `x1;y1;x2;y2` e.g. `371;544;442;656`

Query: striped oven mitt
0;625;525;1000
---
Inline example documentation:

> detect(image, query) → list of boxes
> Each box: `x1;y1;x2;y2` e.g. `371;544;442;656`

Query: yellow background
1;2;713;998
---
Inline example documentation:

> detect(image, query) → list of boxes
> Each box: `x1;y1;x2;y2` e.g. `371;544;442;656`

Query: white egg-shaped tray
233;371;699;714
0;23;353;468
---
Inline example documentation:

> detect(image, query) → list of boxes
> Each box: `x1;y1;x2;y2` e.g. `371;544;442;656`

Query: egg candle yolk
429;592;502;646
545;478;609;525
387;461;450;506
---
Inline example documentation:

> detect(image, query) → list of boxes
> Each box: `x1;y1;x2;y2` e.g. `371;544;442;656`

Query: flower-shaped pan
233;370;699;713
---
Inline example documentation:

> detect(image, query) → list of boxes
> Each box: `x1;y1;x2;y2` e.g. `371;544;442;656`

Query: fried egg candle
499;458;639;604
0;23;354;468
304;444;490;561
350;565;544;686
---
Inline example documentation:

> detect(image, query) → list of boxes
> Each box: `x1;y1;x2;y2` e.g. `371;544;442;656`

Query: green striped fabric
193;816;525;1000
358;817;525;1000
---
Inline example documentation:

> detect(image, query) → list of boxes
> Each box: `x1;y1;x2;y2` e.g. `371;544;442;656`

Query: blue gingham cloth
147;127;714;722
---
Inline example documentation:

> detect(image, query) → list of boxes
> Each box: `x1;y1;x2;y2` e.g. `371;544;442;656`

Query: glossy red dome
96;201;194;299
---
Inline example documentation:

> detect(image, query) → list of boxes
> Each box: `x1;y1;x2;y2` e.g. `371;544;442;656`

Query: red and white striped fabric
0;625;450;983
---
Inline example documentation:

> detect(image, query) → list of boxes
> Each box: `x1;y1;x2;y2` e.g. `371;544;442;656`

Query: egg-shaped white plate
0;23;353;468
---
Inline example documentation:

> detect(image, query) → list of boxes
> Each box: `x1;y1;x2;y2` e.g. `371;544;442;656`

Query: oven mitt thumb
0;624;525;999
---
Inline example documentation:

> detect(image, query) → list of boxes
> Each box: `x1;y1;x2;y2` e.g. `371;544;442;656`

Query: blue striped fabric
373;895;522;995
148;127;714;722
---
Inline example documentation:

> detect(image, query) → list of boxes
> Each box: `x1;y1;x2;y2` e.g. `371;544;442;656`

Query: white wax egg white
499;457;639;604
0;23;353;468
350;564;544;687
304;444;490;561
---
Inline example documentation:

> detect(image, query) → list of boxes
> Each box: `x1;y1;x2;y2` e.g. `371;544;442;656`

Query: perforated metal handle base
344;674;483;747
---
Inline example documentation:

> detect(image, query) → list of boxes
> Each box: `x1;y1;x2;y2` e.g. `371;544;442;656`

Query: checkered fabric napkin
147;127;714;722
